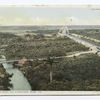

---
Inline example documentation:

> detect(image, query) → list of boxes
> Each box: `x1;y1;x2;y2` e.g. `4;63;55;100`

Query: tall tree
44;57;58;83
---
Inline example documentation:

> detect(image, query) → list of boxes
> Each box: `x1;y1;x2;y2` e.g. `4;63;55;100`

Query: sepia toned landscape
0;6;100;91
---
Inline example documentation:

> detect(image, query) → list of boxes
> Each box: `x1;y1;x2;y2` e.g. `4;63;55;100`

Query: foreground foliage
17;54;100;91
0;64;13;90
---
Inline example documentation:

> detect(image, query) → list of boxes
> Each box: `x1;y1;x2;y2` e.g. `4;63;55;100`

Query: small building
18;57;28;66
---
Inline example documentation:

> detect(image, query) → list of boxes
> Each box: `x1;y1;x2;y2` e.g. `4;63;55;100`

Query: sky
0;6;100;25
0;0;100;5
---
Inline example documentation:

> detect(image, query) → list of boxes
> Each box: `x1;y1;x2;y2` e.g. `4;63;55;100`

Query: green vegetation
0;29;100;91
26;29;59;34
0;64;13;90
5;37;88;59
70;29;100;40
18;54;100;90
0;32;19;46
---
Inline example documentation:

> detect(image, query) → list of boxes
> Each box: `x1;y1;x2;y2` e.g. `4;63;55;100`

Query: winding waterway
1;56;31;90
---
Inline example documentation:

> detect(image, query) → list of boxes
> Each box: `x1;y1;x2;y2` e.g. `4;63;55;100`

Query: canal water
2;63;31;90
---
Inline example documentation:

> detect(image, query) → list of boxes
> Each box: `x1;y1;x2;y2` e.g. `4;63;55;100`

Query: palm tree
44;57;58;83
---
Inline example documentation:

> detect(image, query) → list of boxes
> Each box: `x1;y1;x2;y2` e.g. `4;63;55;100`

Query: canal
2;60;31;90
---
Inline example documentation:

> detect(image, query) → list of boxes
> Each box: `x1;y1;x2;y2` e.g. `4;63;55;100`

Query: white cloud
0;16;100;25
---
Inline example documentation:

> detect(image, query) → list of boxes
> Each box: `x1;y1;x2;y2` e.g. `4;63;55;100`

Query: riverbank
0;64;12;90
